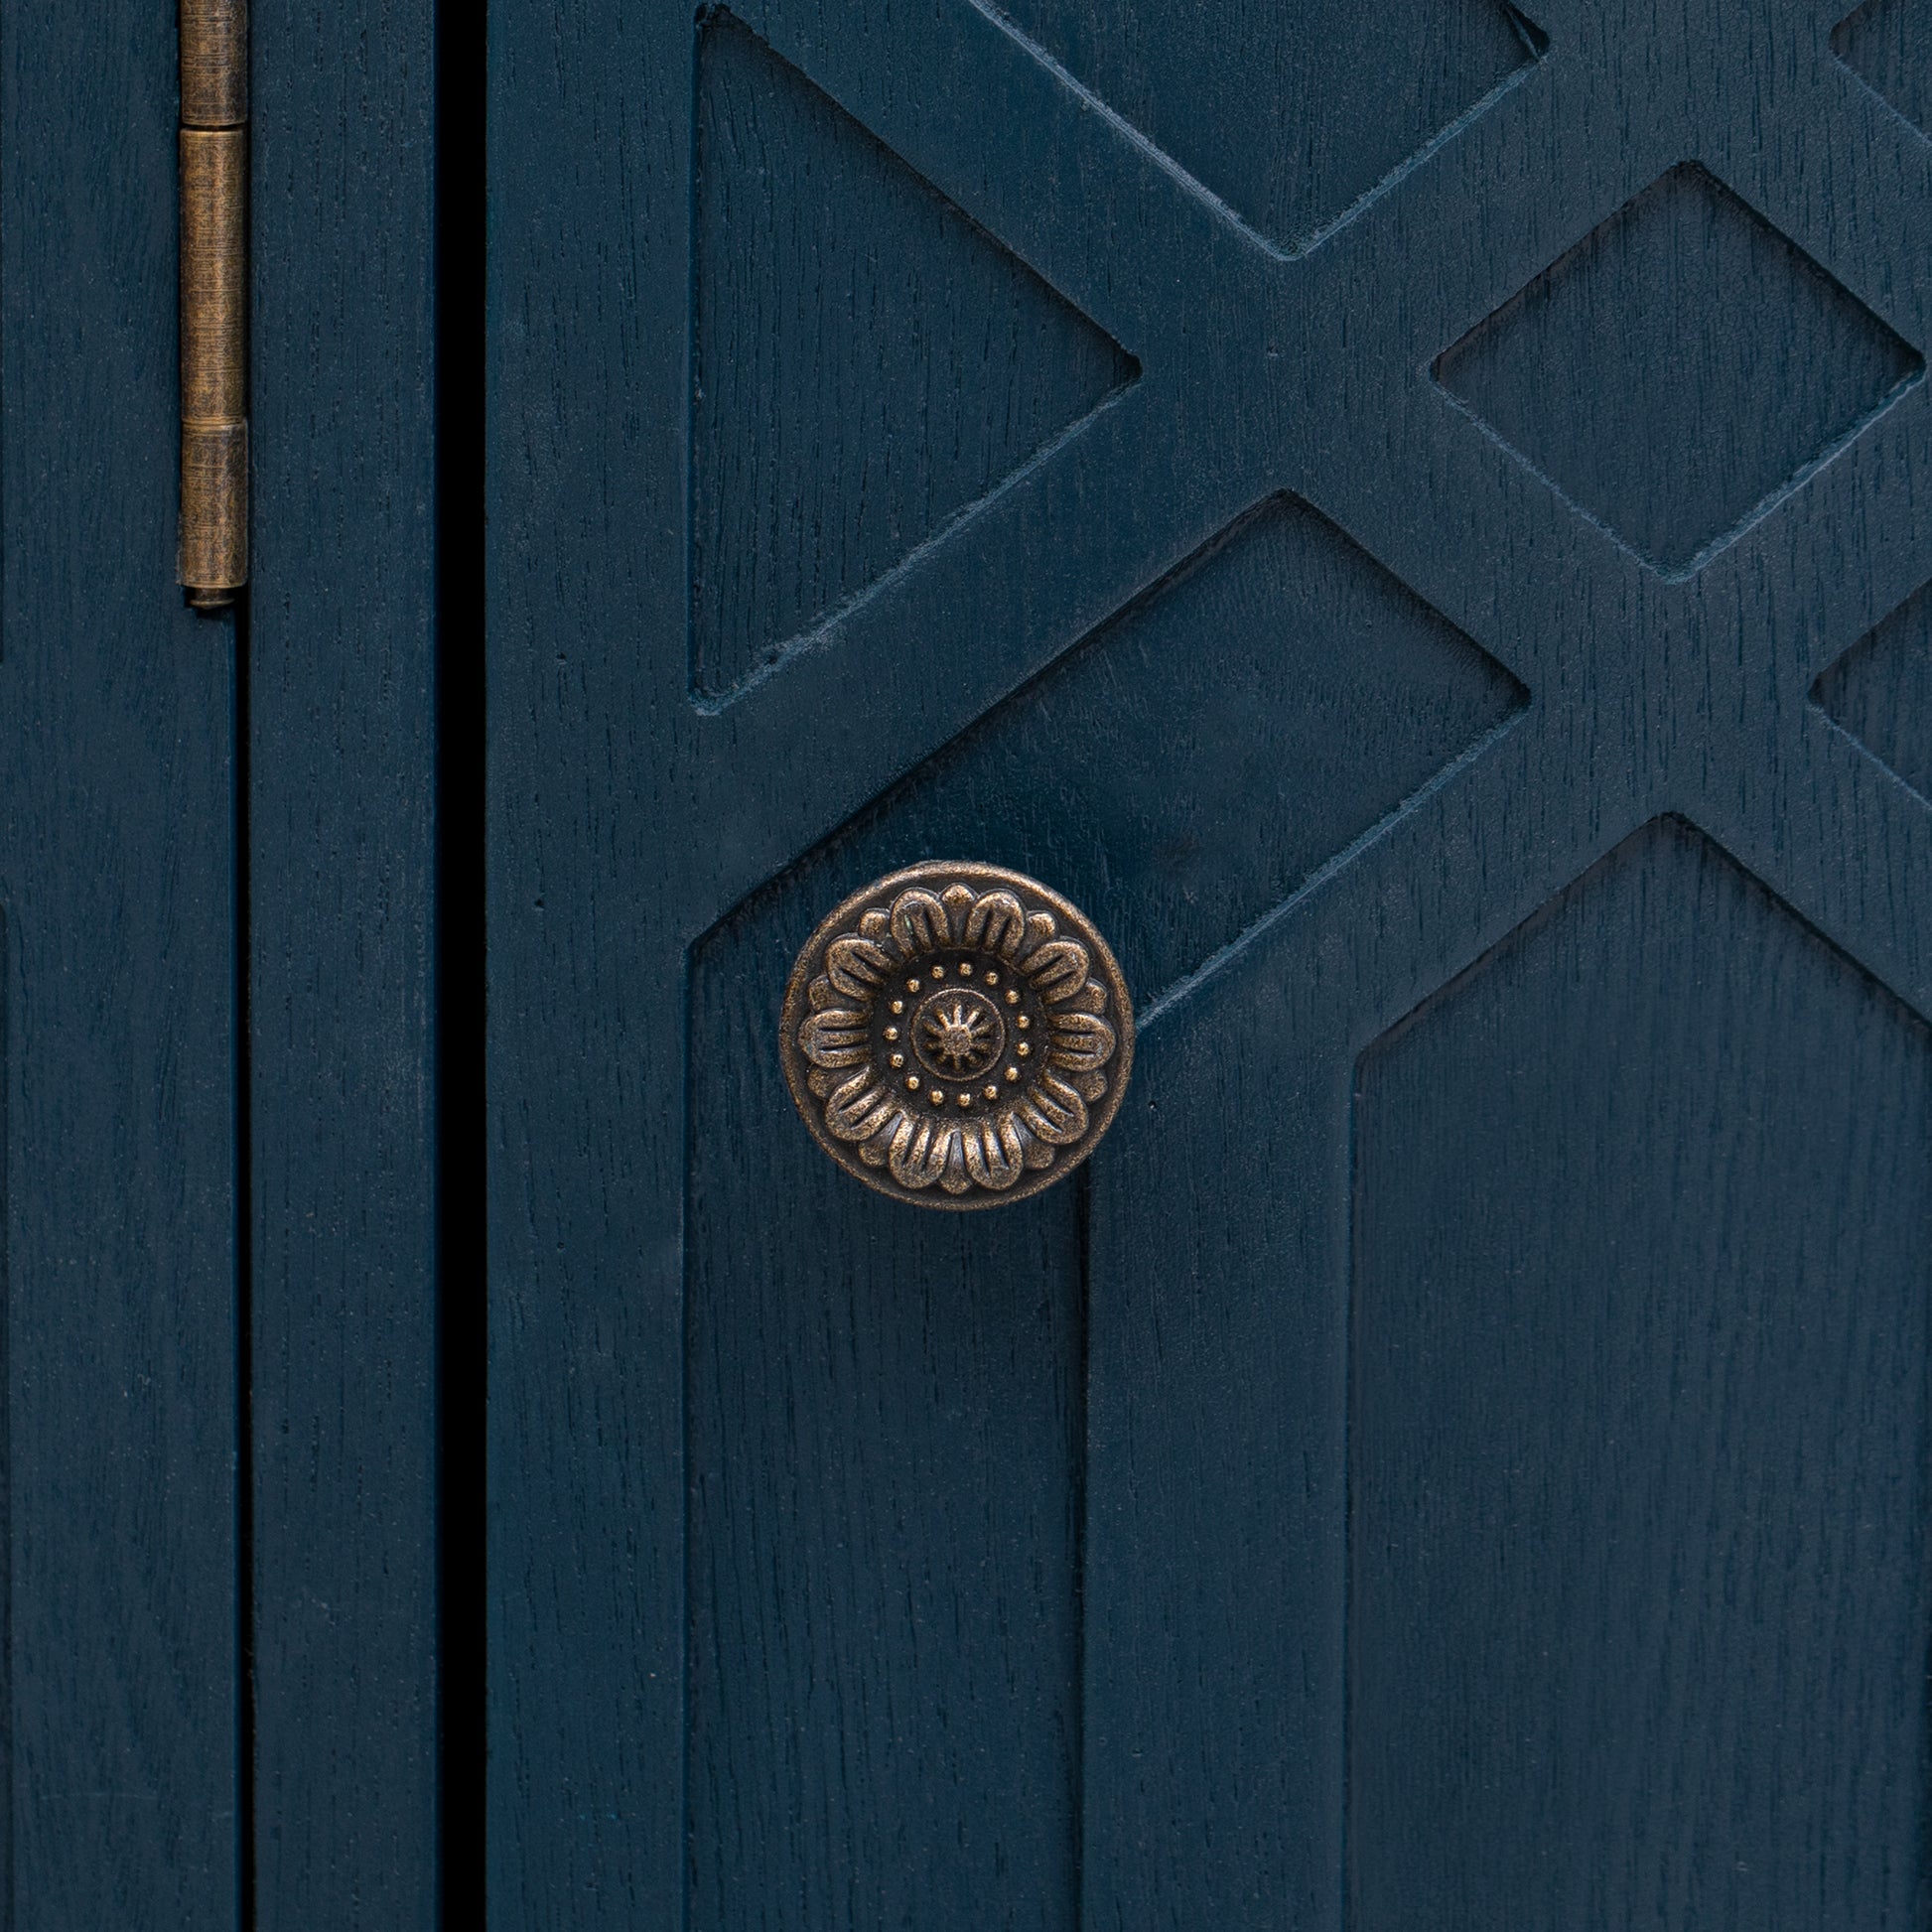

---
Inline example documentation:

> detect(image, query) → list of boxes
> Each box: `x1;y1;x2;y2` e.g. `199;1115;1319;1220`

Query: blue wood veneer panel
686;1031;1084;1932
1352;819;1932;1931
1;0;241;1914
249;0;442;1917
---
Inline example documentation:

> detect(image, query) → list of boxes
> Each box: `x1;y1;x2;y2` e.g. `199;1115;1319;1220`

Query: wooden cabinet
19;0;1928;1921
488;1;1932;1925
0;0;439;1923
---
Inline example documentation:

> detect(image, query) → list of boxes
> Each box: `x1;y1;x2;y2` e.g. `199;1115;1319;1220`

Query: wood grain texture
490;0;1932;1925
249;0;441;1922
2;0;240;1919
488;0;695;1920
687;989;1085;1931
1353;819;1931;1931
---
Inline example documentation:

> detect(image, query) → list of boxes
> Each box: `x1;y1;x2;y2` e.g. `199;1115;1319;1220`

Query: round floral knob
780;861;1135;1207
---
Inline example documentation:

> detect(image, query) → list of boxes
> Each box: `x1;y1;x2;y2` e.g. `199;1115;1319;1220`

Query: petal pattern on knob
962;891;1028;957
1018;1072;1089;1146
891;889;950;956
1046;1009;1117;1073
963;1117;1027;1190
1024;938;1091;1000
824;1073;899;1144
781;862;1134;1208
826;935;894;998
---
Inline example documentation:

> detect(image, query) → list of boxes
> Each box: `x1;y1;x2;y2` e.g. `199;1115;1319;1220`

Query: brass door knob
781;861;1135;1207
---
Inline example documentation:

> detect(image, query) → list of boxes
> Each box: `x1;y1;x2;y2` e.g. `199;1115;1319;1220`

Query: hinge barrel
178;0;248;609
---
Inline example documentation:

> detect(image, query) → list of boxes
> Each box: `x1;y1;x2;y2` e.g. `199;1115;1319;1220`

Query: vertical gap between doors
433;0;488;1915
1073;1164;1092;1932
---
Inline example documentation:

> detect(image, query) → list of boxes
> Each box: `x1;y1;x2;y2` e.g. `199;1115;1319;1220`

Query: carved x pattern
683;0;1932;1028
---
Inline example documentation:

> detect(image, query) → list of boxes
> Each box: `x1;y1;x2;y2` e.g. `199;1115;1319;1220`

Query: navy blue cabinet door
0;1;441;1922
1;2;240;1919
488;1;1932;1925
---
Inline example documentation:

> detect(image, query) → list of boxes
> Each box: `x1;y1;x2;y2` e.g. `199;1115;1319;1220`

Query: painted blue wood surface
1353;819;1930;1930
489;0;1932;1925
2;0;241;1919
250;0;443;1920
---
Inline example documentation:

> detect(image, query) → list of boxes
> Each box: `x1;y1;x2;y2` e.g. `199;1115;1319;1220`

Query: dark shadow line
1071;1161;1092;1932
434;0;487;1916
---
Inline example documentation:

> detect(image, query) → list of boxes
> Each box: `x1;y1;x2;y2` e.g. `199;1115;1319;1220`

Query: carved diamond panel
691;11;1135;698
1436;164;1922;574
996;0;1544;249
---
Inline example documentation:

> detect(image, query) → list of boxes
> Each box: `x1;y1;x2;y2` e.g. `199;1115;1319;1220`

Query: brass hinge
178;0;248;610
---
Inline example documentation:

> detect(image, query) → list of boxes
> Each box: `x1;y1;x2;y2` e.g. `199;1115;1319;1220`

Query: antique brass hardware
178;0;248;609
780;861;1135;1207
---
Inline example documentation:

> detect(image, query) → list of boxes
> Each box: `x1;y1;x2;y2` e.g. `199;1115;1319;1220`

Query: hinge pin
178;0;248;610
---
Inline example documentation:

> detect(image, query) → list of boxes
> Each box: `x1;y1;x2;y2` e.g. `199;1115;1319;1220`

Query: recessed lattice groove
1814;579;1932;803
